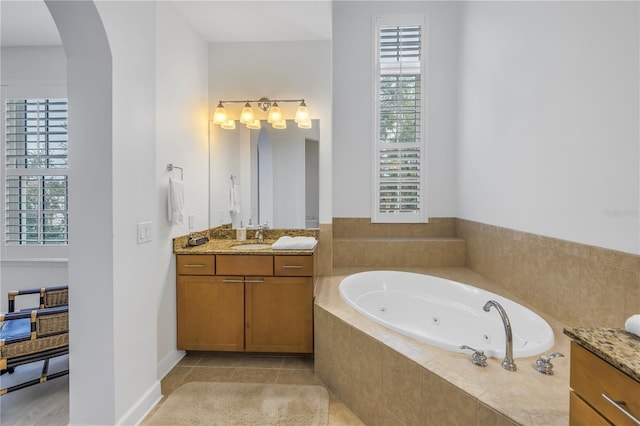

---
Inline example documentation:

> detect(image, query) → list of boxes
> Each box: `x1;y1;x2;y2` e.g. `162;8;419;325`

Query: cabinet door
244;276;313;353
177;275;244;351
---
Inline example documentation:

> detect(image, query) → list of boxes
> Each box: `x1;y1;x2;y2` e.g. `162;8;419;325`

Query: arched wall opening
45;1;115;424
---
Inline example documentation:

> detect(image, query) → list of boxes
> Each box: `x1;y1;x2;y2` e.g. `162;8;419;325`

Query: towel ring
167;163;183;180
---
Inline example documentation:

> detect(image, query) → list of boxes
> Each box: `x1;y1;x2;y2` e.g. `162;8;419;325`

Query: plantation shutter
374;19;427;223
4;99;69;245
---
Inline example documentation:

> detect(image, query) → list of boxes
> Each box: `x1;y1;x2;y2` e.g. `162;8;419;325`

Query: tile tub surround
328;217;640;328
332;217;465;268
457;219;640;328
314;267;572;426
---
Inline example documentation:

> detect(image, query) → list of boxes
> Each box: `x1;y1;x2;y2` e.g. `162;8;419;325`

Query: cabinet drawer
177;255;215;275
217;255;273;276
569;391;610;426
570;341;640;426
274;255;314;276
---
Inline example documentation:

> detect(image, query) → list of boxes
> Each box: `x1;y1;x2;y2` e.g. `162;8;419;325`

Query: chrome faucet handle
535;352;564;375
460;345;488;367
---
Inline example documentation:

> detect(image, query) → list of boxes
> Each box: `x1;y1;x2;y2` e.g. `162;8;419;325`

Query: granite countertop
564;327;640;382
173;226;318;256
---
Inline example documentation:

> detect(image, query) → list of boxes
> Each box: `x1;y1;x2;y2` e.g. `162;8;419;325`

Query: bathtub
338;270;554;358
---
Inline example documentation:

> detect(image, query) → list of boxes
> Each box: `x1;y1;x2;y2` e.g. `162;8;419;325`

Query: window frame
1;84;69;260
372;15;429;224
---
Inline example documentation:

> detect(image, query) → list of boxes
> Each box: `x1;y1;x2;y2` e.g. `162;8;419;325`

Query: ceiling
0;0;332;47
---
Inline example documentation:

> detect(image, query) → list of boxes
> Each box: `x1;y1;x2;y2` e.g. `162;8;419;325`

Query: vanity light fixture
246;119;261;130
213;97;312;130
239;102;255;124
294;100;309;123
273;119;287;129
213;101;228;125
267;102;283;124
220;119;236;130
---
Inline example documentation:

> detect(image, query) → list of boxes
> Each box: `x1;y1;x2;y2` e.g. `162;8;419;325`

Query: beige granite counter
172;225;318;256
564;327;640;382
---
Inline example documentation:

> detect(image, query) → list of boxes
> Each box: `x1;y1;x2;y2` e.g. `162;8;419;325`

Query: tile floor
148;351;363;425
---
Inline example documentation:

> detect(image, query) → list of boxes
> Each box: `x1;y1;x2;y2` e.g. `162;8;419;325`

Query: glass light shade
294;102;309;123
221;119;236;130
213;102;227;125
297;118;312;129
267;103;283;123
246;119;261;129
272;119;287;129
240;103;255;124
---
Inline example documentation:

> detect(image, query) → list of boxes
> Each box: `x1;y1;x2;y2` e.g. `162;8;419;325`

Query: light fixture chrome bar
218;99;305;104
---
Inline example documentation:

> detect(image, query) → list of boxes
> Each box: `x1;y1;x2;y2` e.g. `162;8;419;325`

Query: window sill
1;258;68;265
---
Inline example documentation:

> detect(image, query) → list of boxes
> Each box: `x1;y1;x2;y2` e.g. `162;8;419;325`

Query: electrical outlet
137;222;152;244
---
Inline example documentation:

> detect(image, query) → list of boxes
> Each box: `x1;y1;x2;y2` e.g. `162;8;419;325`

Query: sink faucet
255;225;264;243
483;300;517;371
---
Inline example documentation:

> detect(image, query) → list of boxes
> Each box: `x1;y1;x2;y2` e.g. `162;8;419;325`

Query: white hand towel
271;236;318;250
230;182;240;214
168;178;185;225
624;314;640;337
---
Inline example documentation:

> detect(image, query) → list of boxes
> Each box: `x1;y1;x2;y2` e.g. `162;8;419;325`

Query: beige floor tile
230;367;280;383
239;355;285;369
160;366;192;395
277;369;324;386
178;351;203;366
183;366;236;384
198;352;246;368
281;355;314;370
328;400;366;426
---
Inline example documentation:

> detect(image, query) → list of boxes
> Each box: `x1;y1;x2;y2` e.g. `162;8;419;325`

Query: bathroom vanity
564;328;640;425
174;233;317;354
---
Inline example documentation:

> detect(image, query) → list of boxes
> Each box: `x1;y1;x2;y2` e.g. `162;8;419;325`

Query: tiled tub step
333;237;466;267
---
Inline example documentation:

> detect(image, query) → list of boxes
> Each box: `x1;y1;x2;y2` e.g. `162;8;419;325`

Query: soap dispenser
236;221;246;242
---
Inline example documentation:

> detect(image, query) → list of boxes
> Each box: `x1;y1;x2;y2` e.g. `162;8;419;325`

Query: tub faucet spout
483;300;517;371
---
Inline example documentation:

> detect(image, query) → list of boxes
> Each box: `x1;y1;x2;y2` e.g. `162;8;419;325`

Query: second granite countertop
564;327;640;382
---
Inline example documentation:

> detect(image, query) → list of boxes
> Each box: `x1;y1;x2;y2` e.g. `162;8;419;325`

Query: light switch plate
137;222;152;244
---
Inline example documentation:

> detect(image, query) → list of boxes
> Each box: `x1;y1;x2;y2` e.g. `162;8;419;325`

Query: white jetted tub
339;270;554;358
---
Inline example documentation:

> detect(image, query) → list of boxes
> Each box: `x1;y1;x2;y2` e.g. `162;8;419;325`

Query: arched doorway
45;2;116;424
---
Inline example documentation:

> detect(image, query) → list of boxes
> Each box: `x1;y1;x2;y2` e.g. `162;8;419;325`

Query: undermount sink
231;243;272;250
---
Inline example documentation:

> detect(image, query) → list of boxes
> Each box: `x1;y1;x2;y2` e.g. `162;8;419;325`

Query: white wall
332;1;461;218
155;0;209;379
93;1;162;422
457;1;640;255
0;46;66;83
208;40;332;226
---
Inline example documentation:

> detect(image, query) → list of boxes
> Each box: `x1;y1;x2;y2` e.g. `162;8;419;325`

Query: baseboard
157;349;186;380
116;380;162;425
114;350;185;425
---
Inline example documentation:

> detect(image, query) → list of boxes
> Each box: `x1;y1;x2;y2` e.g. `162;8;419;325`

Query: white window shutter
4;98;69;245
373;18;427;223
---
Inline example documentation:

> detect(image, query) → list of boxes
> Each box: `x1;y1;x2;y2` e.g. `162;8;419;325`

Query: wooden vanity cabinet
176;252;315;353
245;256;314;353
570;341;640;426
176;275;244;351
